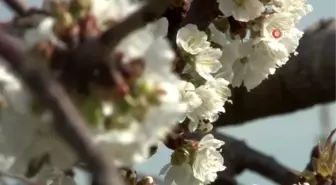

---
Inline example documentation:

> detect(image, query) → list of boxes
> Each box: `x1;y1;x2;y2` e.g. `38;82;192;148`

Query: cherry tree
0;0;334;185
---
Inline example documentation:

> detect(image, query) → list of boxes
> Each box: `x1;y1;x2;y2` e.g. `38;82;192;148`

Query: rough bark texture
216;19;336;127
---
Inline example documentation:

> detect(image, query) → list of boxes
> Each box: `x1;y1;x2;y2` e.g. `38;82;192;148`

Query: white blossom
208;23;240;82
160;134;225;185
279;27;303;55
178;81;202;125
94;70;186;166
213;0;309;92
91;0;140;29
160;163;202;185
217;0;264;22
194;47;223;81
33;165;77;185
188;77;230;125
261;11;303;56
261;12;295;40
273;0;313;23
209;22;276;90
42;0;139;30
192;134;226;184
230;38;287;90
94;27;187;167
0;112;76;175
147;18;169;38
253;37;289;66
0;61;76;175
23;17;64;49
176;24;210;55
0;155;15;172
231;58;274;91
0;60;29;114
115;27;154;60
35;0;140;49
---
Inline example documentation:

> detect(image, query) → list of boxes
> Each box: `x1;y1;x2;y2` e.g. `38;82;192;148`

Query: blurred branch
163;0;219;42
3;0;28;16
181;0;219;29
65;0;172;83
211;131;300;185
0;30;124;185
101;0;171;48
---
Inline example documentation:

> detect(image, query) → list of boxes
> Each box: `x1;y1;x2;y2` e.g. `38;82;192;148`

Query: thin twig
0;30;124;185
100;0;171;49
3;0;29;16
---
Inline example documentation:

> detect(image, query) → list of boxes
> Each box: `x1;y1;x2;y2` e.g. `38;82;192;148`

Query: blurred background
0;0;335;184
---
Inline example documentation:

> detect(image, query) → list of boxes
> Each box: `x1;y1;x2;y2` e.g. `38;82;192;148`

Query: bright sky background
0;1;335;184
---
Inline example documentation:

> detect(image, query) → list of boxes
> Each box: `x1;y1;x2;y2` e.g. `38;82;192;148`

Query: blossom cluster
0;0;312;184
215;0;312;90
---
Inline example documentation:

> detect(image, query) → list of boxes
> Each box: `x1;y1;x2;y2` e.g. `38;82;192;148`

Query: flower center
272;29;282;39
234;0;244;7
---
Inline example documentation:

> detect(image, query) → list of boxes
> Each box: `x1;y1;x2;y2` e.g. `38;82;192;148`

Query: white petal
199;134;225;149
188;121;199;132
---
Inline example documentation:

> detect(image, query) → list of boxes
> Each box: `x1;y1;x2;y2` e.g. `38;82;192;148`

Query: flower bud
137;176;155;185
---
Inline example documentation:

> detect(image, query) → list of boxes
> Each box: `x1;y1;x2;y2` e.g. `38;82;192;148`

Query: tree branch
0;30;124;185
211;131;300;185
100;0;171;48
181;0;219;29
216;19;336;127
2;0;28;16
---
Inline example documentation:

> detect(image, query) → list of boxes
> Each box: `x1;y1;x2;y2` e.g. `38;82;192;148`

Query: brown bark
211;131;300;185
